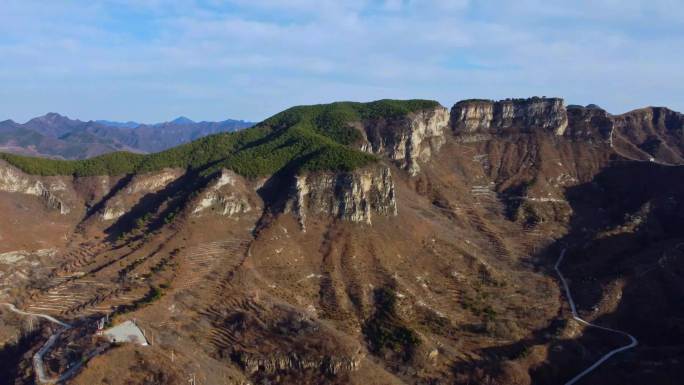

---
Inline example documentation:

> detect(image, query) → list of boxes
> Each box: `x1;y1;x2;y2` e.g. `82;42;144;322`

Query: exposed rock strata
99;168;183;221
450;98;684;165
235;351;361;375
192;169;252;217
287;166;397;229
0;161;70;214
101;206;126;221
124;169;179;194
451;97;568;140
360;106;450;175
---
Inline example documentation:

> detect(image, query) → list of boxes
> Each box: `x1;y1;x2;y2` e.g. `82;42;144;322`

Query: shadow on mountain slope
453;161;684;385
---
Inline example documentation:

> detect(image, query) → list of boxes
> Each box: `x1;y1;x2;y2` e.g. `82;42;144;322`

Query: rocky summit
0;97;683;385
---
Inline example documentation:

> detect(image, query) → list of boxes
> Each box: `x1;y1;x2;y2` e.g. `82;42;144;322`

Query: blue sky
0;0;682;123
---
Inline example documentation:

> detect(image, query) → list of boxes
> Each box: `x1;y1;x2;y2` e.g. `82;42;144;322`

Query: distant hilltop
0;113;254;160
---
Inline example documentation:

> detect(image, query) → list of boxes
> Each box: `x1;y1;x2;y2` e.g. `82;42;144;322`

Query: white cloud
0;0;682;122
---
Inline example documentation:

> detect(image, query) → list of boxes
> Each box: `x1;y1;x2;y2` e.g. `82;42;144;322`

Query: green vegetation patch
262;99;439;144
0;99;439;178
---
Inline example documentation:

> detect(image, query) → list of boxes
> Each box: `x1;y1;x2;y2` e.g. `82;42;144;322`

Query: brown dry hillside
0;97;683;385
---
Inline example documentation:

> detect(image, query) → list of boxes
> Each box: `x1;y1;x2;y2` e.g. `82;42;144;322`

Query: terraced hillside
0;97;683;385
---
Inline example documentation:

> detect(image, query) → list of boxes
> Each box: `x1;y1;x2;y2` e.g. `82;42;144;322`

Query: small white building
103;320;149;346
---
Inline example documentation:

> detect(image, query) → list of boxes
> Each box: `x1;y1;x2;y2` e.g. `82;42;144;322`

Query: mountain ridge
2;97;682;178
0;96;683;385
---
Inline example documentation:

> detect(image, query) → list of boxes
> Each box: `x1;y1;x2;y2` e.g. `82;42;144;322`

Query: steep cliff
0;160;71;214
192;169;253;217
359;106;450;175
451;97;568;140
99;169;184;221
286;165;397;229
235;351;361;376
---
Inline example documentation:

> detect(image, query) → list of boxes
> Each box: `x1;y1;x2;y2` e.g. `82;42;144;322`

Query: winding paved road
554;249;638;385
0;302;83;384
1;302;71;328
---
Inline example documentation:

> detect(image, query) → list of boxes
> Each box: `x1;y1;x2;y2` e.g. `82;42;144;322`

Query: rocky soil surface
0;97;683;385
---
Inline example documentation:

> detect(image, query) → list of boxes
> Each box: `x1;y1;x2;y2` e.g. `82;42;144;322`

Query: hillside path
1;302;71;328
554;249;638;385
0;302;90;384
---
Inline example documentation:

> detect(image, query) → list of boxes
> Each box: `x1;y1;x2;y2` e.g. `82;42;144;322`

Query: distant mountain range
0;113;254;159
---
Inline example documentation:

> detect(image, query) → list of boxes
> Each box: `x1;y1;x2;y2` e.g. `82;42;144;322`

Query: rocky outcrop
101;206;126;221
192;169;252;217
451;97;568;141
0;161;70;214
449;98;684;164
124;169;180;194
359;106;450;175
210;301;364;379
0;249;57;264
99;168;183;221
286;166;397;229
235;351;361;375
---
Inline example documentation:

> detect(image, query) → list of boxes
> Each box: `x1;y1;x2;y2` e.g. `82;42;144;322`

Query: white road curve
1;302;71;328
554;249;638;385
0;302;84;384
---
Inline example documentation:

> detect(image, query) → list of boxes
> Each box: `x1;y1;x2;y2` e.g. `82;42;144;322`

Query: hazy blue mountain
0;113;254;159
167;116;195;125
95;120;141;129
89;117;254;152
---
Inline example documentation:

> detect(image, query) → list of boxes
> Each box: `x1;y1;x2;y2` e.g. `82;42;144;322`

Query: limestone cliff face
235;351;361;376
0;161;70;214
99;168;183;221
192;169;252;217
124;169;179;194
449;98;684;164
451;97;568;140
286;166;397;228
359;106;450;175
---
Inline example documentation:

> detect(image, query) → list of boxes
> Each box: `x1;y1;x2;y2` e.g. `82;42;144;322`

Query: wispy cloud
0;0;682;122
